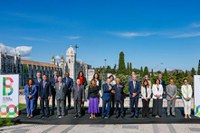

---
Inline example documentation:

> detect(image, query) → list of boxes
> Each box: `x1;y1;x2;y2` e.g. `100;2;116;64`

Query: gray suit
55;82;66;116
166;84;177;115
73;85;85;116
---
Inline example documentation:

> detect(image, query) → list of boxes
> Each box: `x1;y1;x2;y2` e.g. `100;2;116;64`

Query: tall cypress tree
127;62;130;74
140;66;143;77
130;62;132;71
143;66;149;76
191;67;196;77
118;51;126;74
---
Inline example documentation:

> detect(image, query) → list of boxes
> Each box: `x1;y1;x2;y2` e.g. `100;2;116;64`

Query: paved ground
1;124;200;133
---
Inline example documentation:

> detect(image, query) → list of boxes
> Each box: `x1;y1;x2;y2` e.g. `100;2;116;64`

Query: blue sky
0;0;200;71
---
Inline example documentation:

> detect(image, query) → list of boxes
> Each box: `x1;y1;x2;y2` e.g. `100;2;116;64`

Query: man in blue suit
128;73;141;118
63;72;73;110
38;75;52;118
102;78;115;119
34;71;42;110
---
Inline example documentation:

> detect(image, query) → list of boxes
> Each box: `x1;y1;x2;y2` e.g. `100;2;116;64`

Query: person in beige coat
181;79;193;119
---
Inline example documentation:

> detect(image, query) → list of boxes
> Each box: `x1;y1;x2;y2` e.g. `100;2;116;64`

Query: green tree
117;51;126;74
191;67;196;77
151;69;154;77
184;70;189;77
140;66;143;77
143;66;149;76
130;62;132;71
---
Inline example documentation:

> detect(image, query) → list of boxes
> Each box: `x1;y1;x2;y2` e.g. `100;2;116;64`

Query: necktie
43;81;46;88
186;85;189;98
133;81;136;89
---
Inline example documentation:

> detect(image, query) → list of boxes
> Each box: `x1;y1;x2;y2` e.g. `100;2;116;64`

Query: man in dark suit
38;75;52;118
63;72;73;109
102;78;115;119
73;79;85;118
158;73;166;97
34;71;42;110
50;70;59;115
113;78;125;118
128;73;141;118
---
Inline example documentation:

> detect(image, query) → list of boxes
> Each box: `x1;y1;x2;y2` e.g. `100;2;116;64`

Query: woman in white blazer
152;79;163;118
141;79;152;118
181;79;193;119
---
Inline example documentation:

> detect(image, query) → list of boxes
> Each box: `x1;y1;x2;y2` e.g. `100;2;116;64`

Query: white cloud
190;23;200;28
67;36;81;40
111;32;155;38
21;37;49;42
0;43;32;57
170;32;200;38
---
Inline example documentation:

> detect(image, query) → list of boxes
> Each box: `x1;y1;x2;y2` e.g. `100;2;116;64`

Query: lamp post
103;59;107;82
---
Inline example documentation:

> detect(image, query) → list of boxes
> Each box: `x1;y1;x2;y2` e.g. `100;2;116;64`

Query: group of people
24;71;193;119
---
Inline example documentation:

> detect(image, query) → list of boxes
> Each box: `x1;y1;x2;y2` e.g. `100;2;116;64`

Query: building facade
0;46;92;87
51;46;92;81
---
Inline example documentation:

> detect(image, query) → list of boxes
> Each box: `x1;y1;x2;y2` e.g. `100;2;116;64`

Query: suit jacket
141;86;152;99
73;85;85;101
181;84;192;99
160;79;166;92
34;78;42;95
63;77;73;92
113;83;125;101
102;83;112;101
50;76;59;89
128;80;141;99
166;84;177;100
38;80;52;99
24;85;37;99
34;78;42;87
55;82;66;100
152;84;163;99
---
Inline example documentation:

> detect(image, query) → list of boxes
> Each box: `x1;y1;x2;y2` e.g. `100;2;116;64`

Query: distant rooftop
21;60;59;68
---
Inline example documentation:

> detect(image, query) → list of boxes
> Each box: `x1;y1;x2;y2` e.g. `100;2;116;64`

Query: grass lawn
0;103;26;127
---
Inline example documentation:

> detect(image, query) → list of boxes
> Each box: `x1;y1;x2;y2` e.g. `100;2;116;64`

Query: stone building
51;46;92;81
0;45;92;86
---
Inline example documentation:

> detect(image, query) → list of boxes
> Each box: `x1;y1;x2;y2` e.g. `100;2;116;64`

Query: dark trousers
74;99;81;116
110;94;115;115
34;93;38;110
51;89;56;114
142;99;150;117
130;97;139;116
102;99;111;117
152;99;163;117
115;99;124;117
40;98;49;116
64;90;71;109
